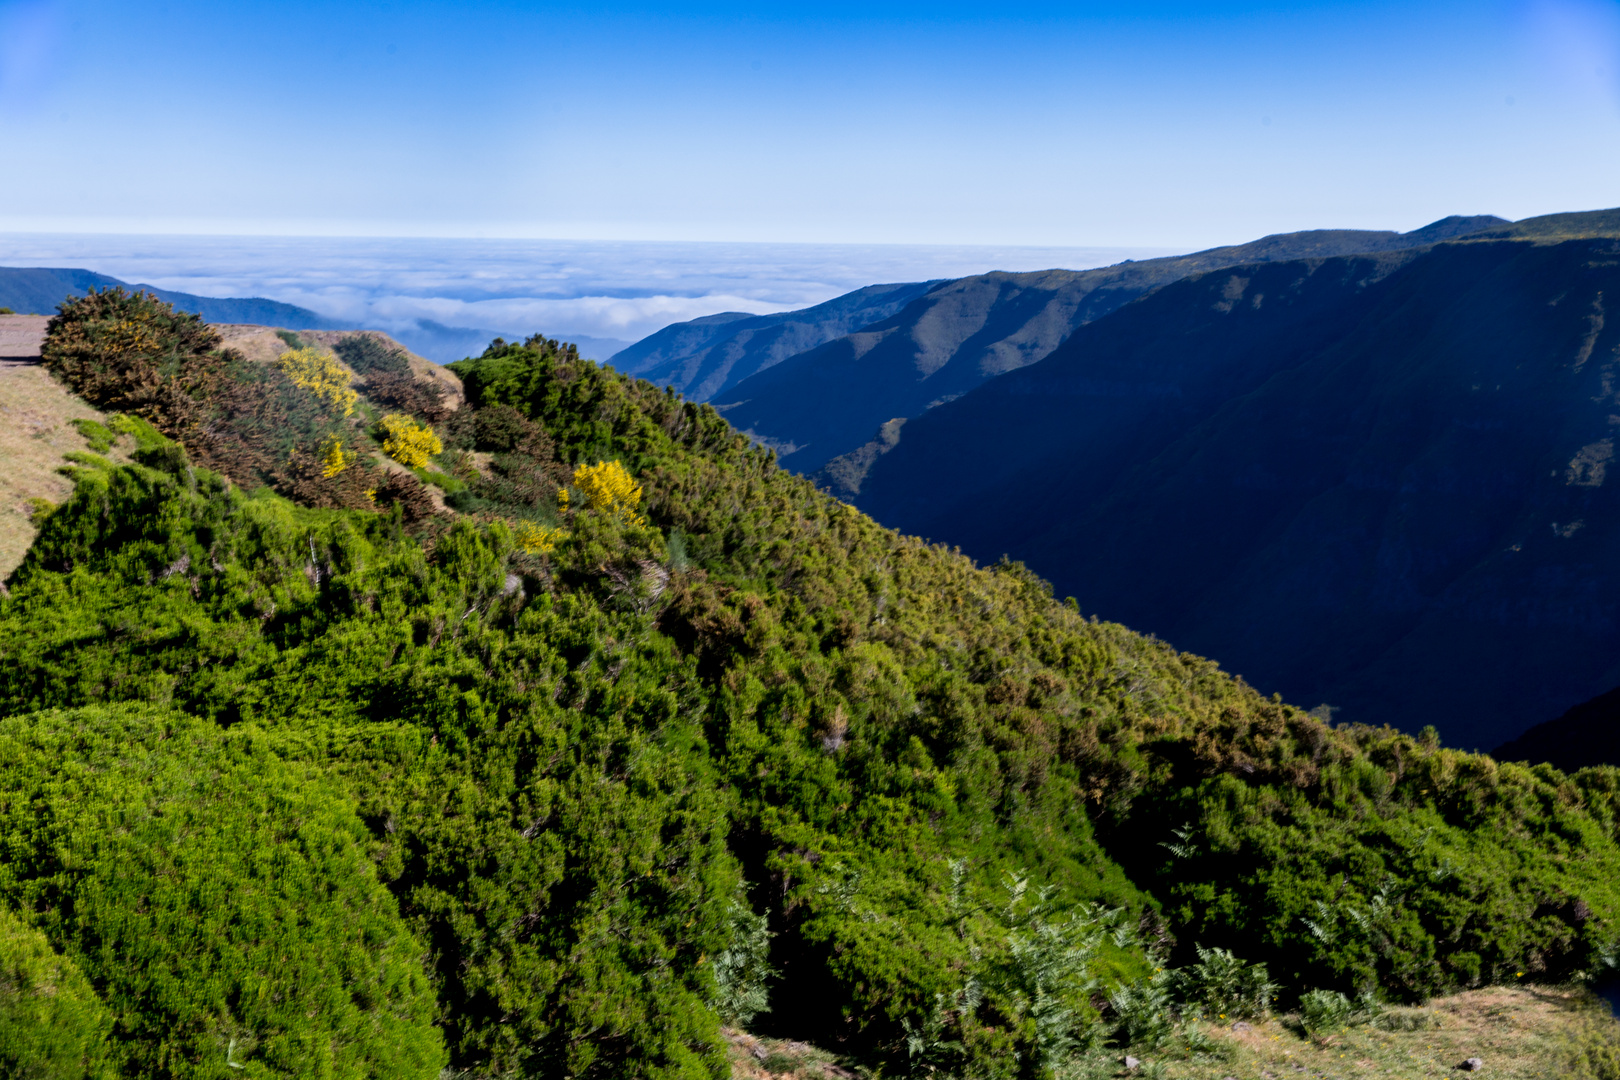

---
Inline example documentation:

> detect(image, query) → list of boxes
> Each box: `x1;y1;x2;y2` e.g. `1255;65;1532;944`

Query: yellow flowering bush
514;522;565;555
379;414;443;468
319;434;349;478
278;347;358;417
572;460;642;524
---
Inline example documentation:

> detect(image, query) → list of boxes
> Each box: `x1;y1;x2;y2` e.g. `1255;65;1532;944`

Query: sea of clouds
0;233;1174;361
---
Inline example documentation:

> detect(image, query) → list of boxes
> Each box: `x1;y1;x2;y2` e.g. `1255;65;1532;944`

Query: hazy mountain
713;216;1507;474
0;266;346;329
0;269;631;364
384;320;632;365
610;281;940;400
852;223;1620;751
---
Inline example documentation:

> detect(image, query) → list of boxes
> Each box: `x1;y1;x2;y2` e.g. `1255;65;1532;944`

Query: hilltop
0;314;448;578
0;286;1617;1078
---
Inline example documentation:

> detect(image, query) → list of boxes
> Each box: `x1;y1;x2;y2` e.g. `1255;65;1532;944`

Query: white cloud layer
0;234;1171;345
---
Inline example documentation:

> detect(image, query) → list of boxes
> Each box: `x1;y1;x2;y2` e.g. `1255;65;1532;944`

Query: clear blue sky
1;0;1618;247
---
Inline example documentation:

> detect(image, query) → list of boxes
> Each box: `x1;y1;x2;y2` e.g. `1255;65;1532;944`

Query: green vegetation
1;294;1618;1076
0;706;446;1079
0;907;115;1080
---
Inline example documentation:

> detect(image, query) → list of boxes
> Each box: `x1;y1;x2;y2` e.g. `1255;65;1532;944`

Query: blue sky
2;0;1619;247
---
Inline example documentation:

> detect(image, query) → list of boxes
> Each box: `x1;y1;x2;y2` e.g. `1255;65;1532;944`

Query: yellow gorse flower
379;413;443;468
319;434;349;478
514;522;565;555
571;460;642;524
278;347;358;417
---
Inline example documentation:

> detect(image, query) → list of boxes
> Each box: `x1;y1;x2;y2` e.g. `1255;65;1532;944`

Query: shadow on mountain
851;225;1620;749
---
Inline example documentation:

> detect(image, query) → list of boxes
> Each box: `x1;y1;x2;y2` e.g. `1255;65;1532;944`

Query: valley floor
726;987;1620;1080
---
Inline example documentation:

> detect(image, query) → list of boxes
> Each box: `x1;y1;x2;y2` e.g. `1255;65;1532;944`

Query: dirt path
0;315;48;370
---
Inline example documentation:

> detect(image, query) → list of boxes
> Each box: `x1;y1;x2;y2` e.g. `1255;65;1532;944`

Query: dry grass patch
724;1028;858;1080
1134;986;1619;1080
0;358;124;581
723;988;1619;1080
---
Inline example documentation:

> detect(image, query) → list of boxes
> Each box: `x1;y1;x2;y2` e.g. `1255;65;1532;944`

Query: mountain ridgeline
0;266;344;329
611;280;939;402
2;286;1619;1077
681;215;1507;474
848;231;1620;752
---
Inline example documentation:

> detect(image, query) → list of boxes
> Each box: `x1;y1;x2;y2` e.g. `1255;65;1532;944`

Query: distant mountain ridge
705;215;1507;474
850;229;1620;752
0;267;632;365
609;280;940;400
0;267;346;329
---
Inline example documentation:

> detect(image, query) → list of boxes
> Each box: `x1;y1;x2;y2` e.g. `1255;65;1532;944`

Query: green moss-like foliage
0;705;448;1079
4;327;1620;1078
0;907;115;1080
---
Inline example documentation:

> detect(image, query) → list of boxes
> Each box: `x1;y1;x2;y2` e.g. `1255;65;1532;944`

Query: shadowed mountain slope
1496;684;1620;771
709;215;1506;474
0;267;346;329
610;281;939;400
854;236;1620;752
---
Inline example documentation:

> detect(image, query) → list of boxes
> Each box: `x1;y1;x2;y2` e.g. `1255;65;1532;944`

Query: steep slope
711;216;1505;475
610;281;938;400
856;235;1620;751
5;291;1620;1077
0;266;345;328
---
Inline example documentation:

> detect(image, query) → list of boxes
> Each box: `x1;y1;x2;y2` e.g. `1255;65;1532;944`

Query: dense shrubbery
0;705;447;1078
4;318;1620;1077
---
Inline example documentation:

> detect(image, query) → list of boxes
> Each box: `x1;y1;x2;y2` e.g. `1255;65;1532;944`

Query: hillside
0;266;345;328
1;286;1618;1077
702;215;1504;473
852;234;1620;753
610;280;938;400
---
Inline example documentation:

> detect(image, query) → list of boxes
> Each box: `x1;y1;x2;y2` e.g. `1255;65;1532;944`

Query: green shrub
0;908;115;1080
69;418;115;453
0;706;448;1079
1171;945;1276;1019
334;333;411;377
415;467;465;493
11;331;1620;1078
713;899;775;1026
1299;989;1355;1036
42;287;221;436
